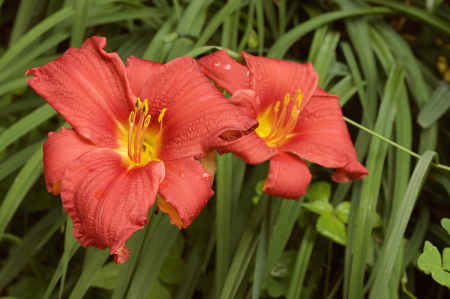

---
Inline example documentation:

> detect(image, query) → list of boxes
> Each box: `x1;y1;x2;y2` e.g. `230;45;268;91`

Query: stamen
283;93;290;106
135;98;142;111
296;89;303;107
158;108;167;123
138;114;151;164
274;101;281;113
128;111;135;160
156;108;167;153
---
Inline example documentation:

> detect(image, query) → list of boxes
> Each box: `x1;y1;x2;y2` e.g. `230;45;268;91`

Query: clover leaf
418;241;450;287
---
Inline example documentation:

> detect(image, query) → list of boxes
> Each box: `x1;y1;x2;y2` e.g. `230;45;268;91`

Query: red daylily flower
26;37;257;263
198;50;369;200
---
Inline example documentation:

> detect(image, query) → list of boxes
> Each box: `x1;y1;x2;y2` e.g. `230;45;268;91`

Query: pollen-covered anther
295;89;303;107
262;91;301;145
158;108;167;123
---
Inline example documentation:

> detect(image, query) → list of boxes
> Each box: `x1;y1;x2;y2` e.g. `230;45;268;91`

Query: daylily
26;37;257;263
198;50;369;200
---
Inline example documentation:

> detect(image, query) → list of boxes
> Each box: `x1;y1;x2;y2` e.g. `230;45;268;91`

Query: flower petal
241;52;319;112
43;127;98;195
214;132;278;165
139;56;258;160
126;56;163;99
280;87;368;181
197;49;250;94
26;36;134;148
229;89;260;119
158;157;214;228
61;148;164;263
263;152;311;200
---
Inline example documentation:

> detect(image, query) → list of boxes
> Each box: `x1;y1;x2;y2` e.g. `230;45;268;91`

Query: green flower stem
344;116;450;172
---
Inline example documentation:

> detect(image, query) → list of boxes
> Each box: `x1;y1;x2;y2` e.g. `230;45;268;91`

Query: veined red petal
213;132;278;165
126;56;163;100
241;52;319;112
263;152;311;200
139;56;258;160
197;49;250;94
61;148;164;263
43;127;98;195
229;89;260;119
332;161;369;183
280;87;368;180
26;36;134;149
158;157;214;228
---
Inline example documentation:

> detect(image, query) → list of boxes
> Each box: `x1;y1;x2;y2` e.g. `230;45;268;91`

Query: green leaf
426;0;445;13
316;214;347;246
335;201;351;224
442;218;450;236
305;181;332;202
270;250;297;279
418;241;442;274
372;212;383;229
91;262;121;291
267;279;290;298
267;7;393;59
158;256;186;285
302;201;333;216
443;248;450;272
417;81;450;128
147;279;171;299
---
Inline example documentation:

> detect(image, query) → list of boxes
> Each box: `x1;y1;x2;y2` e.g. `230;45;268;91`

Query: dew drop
246;71;250;76
213;61;220;67
202;173;211;182
179;170;185;177
95;189;107;200
160;182;168;190
224;64;231;70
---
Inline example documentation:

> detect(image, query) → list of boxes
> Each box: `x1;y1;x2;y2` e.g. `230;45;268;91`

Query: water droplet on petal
95;189;107;200
246;71;250;76
213;61;220;67
179;170;185;177
203;173;211;182
160;182;168;190
224;64;231;70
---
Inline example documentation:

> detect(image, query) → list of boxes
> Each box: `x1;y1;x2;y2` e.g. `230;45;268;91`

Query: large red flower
198;50;368;200
26;37;257;263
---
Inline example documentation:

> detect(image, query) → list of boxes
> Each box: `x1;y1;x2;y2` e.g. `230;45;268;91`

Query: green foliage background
1;0;450;298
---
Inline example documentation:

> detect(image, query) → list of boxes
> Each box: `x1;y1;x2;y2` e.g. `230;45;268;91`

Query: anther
129;111;135;124
283;93;290;106
135;98;142;110
158;108;167;123
291;106;298;117
296;89;303;107
142;99;149;114
274;101;281;113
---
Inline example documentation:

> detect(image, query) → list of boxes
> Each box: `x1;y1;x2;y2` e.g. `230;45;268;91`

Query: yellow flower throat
255;89;303;147
127;98;166;165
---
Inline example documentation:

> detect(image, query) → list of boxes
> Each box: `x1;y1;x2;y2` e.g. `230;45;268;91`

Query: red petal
280;87;369;180
158;157;214;228
197;49;250;95
242;52;319;112
61;148;164;263
331;161;369;183
139;56;258;160
263;152;311;200
229;89;260;119
214;132;278;165
26;37;134;149
43;127;98;195
126;56;163;99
